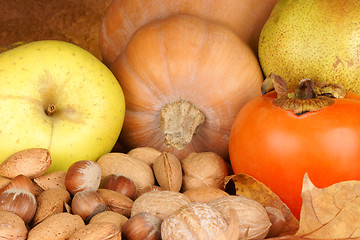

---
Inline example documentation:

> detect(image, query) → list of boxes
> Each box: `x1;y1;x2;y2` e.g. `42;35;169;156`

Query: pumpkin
110;14;263;159
99;0;279;66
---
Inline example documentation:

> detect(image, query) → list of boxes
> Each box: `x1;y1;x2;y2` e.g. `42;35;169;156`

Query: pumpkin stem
160;100;205;150
262;73;346;115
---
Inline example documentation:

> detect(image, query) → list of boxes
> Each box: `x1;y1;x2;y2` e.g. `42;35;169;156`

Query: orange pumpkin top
100;0;279;66
111;14;263;159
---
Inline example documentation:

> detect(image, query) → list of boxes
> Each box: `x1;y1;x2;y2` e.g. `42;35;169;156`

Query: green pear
258;0;360;94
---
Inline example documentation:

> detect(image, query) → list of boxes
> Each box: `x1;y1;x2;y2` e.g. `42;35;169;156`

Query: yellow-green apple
0;40;125;172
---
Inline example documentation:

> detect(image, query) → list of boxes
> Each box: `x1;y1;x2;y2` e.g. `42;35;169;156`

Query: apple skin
0;40;125;172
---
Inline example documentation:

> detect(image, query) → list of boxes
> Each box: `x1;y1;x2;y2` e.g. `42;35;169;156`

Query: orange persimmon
229;75;360;218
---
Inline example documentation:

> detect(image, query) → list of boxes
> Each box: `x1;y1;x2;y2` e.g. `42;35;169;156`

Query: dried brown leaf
261;72;288;97
295;173;360;239
225;174;299;236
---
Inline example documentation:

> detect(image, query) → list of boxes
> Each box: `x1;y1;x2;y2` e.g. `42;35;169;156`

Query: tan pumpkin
111;14;263;160
100;0;279;65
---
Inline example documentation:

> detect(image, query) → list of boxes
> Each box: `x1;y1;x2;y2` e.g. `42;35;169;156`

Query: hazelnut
102;174;137;200
71;190;108;222
181;152;228;191
65;160;101;195
0;176;10;188
122;212;161;240
0;188;37;224
0;174;35;196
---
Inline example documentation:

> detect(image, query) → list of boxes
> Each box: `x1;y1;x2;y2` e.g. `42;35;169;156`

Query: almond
97;152;155;193
32;188;71;226
69;222;121;240
27;212;85;240
0;148;52;179
33;171;67;191
0;210;28;240
97;188;133;217
89;211;128;228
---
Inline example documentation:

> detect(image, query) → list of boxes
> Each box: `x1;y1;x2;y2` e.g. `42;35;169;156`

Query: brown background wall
0;0;112;60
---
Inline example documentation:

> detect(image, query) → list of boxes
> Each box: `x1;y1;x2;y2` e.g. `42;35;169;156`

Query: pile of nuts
0;147;282;240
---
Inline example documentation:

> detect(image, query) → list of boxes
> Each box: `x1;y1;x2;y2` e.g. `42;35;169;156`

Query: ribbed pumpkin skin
100;0;279;66
111;15;263;160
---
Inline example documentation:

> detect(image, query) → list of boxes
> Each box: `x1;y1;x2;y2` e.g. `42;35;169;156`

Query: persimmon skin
229;91;360;219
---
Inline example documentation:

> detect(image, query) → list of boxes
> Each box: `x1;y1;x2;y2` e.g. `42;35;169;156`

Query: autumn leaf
295;173;360;239
225;173;299;236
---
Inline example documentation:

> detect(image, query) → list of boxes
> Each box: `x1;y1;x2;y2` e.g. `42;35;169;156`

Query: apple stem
45;104;56;116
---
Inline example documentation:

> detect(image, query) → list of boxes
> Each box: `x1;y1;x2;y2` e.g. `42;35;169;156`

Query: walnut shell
181;152;228;191
183;186;229;203
161;202;227;240
131;190;191;220
208;195;271;240
152;152;182;192
127;147;162;166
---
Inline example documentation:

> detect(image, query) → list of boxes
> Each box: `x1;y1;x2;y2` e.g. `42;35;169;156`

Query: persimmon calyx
262;73;346;115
